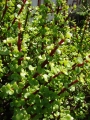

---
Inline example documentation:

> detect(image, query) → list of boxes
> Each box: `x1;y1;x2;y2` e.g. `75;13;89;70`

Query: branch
58;80;78;95
8;0;27;30
1;0;8;21
33;39;64;78
17;22;23;65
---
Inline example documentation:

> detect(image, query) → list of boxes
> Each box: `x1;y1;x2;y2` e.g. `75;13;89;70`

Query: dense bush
0;0;90;119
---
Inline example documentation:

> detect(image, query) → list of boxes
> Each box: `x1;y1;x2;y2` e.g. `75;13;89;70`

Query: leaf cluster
0;0;90;120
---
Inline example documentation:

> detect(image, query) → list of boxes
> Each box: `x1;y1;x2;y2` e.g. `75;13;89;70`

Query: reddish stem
18;4;24;15
33;72;40;78
17;22;21;51
22;0;27;4
58;80;78;95
1;0;8;21
17;22;23;65
41;60;48;68
50;39;64;56
7;0;27;30
38;0;41;6
17;32;22;52
33;39;64;78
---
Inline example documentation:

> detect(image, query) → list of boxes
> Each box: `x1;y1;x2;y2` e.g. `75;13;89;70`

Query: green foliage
0;0;90;119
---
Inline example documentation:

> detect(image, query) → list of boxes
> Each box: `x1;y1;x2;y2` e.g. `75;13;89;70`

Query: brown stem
58;80;78;95
17;22;21;51
50;39;64;56
22;0;27;4
8;0;27;30
33;39;64;78
38;0;41;6
1;0;8;21
17;22;23;65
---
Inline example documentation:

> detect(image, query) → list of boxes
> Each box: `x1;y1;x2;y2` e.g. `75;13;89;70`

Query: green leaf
43;74;48;82
86;54;90;62
62;68;68;75
28;65;35;71
24;92;30;99
77;57;83;64
17;4;21;9
8;89;14;95
70;86;75;92
61;114;74;120
66;32;72;39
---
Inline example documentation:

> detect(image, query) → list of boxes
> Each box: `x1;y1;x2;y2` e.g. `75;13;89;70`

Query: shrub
0;0;90;119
